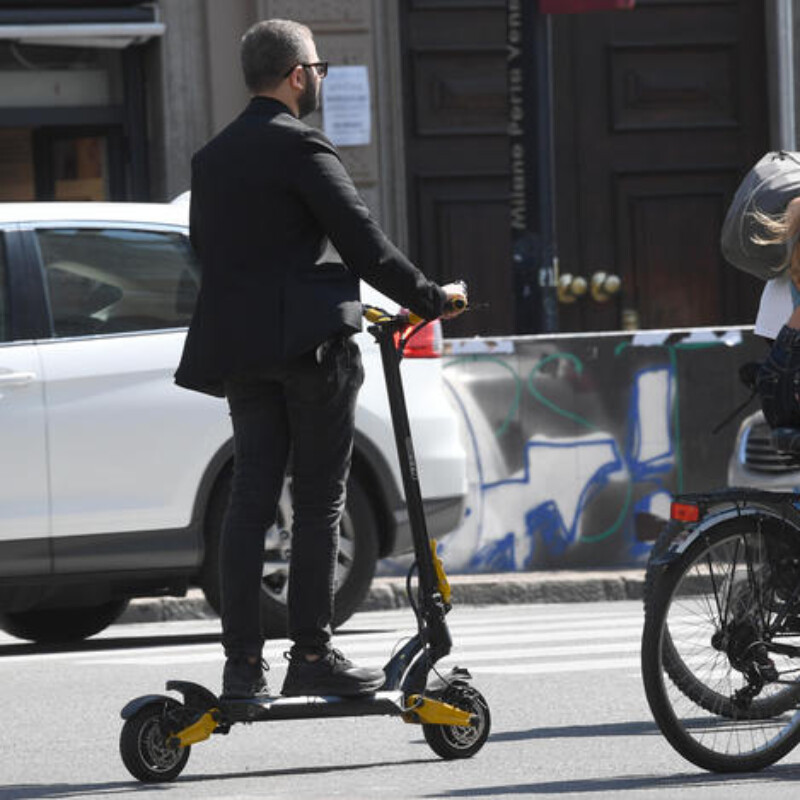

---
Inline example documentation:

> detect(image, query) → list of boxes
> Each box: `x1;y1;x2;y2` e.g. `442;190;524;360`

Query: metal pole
507;0;559;334
775;0;796;150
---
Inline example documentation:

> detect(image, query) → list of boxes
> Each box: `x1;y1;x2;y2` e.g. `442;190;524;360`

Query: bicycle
641;426;800;772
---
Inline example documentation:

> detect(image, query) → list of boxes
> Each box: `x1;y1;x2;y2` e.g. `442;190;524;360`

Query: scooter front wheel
120;700;191;783
423;685;491;759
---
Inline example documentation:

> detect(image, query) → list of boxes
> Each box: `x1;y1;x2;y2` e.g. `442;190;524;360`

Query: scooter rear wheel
120;699;191;783
423;685;491;759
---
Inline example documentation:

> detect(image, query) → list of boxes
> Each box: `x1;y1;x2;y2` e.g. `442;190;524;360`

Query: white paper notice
322;65;371;147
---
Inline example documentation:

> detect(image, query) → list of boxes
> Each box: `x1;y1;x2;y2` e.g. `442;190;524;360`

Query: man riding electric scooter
174;18;468;700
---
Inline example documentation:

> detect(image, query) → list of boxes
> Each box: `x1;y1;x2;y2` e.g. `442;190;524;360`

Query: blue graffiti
463;362;676;572
469;531;517;572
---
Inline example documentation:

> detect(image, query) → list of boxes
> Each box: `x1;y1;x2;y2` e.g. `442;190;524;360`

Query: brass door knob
590;272;621;303
557;273;588;304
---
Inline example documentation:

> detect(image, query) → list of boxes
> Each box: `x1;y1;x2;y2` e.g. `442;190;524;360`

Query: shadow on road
490;719;660;742
0;624;390;659
0;630;221;658
423;762;800;797
2;757;437;798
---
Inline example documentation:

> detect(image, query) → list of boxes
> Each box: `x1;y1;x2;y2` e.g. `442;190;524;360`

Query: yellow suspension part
364;306;390;324
430;539;451;606
169;710;219;748
402;696;473;727
363;305;424;326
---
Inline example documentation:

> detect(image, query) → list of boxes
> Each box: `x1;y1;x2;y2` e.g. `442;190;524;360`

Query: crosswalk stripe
342;616;644;636
72;652;645;675
347;608;643;628
334;624;642;654
75;639;643;668
467;657;641;675
0;606;648;677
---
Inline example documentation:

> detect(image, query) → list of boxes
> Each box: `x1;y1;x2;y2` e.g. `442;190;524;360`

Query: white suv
0;202;467;643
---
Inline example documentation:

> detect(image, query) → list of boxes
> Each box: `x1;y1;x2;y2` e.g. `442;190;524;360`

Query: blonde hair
751;201;800;286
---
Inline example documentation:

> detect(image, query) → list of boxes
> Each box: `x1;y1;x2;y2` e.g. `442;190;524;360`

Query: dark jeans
757;325;800;429
220;337;364;659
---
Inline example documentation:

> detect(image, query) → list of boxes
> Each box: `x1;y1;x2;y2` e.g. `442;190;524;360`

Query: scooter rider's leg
220;375;290;698
281;338;384;697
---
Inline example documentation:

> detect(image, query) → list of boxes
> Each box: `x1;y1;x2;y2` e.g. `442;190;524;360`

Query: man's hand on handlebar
441;281;468;320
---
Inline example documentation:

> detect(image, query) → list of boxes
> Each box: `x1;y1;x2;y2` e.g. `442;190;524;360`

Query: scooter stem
371;321;453;664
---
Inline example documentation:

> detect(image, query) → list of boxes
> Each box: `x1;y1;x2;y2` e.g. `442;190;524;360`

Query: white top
755;274;794;338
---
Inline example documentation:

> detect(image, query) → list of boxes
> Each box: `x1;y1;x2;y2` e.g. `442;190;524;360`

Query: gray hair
240;19;312;93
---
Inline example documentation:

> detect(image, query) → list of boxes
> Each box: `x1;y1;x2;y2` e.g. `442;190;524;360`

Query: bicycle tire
644;518;800;720
642;514;800;772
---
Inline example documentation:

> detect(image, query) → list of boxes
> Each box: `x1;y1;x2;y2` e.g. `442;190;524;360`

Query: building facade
1;0;798;335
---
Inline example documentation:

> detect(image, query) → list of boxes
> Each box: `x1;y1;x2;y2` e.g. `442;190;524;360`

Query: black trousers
220;338;364;658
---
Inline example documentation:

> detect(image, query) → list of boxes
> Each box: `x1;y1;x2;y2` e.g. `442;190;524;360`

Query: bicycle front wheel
642;514;800;772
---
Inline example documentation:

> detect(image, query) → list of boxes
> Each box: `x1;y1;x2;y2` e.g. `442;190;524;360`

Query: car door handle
0;370;36;387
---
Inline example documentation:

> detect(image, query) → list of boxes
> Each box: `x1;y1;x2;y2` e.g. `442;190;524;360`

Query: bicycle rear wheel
642;514;800;772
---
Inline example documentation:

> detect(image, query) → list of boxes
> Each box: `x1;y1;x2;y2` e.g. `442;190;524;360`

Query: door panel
0;344;49;559
614;169;759;328
401;0;513;337
0;229;49;573
26;224;228;571
39;331;229;548
552;0;769;331
416;175;513;333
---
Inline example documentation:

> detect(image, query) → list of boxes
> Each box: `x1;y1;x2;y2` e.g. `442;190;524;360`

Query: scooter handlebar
363;281;468;327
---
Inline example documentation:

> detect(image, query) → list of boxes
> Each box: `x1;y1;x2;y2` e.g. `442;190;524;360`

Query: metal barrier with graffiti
382;326;767;574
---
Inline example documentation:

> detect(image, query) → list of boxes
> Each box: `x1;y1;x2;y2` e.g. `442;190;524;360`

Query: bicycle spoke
643;514;800;772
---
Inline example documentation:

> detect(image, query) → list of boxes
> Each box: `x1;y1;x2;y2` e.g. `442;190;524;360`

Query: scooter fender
120;694;173;720
426;666;473;695
657;504;791;564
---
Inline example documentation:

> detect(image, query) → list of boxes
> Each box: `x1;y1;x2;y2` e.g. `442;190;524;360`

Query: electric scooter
119;296;490;783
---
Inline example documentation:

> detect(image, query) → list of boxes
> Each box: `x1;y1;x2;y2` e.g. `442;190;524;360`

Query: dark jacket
175;96;445;397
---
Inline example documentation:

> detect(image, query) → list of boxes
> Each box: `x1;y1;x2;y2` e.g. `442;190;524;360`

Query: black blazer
175;97;445;397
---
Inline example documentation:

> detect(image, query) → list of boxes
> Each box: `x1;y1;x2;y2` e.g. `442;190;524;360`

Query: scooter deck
219;690;406;724
165;680;406;724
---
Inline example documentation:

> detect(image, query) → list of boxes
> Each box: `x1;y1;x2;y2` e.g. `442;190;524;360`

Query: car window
35;228;199;337
0;234;7;342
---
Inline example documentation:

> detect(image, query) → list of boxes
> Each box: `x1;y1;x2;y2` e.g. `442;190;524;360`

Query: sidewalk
118;568;647;625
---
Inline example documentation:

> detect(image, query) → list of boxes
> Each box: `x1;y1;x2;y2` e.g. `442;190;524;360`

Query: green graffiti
444;355;522;438
580;478;634;543
674;341;722;351
614;341;630;358
527;353;599;431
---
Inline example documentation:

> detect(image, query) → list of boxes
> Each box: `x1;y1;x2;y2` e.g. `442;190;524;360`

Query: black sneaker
221;656;270;700
281;648;385;697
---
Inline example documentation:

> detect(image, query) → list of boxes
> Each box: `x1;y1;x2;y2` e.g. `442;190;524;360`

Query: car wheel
200;470;379;638
0;598;130;643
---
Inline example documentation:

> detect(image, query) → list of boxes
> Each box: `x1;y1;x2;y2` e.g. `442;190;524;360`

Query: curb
118;569;646;626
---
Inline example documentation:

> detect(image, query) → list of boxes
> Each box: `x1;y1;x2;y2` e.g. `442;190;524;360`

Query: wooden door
552;0;769;331
399;0;513;337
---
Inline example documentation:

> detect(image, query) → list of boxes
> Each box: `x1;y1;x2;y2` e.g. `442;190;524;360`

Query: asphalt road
3;601;800;800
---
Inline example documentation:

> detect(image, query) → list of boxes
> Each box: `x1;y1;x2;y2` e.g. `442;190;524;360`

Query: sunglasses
284;61;329;79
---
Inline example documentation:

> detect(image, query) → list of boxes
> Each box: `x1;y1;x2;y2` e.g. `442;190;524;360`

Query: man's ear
287;66;304;92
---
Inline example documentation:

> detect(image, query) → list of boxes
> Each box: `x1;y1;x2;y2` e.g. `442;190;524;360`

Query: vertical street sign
507;0;558;333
